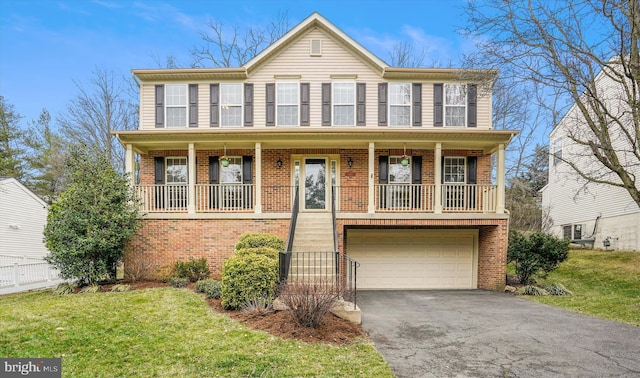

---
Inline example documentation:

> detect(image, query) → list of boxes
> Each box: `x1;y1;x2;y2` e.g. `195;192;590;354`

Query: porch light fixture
401;144;409;167
277;159;283;168
221;144;230;167
347;157;353;168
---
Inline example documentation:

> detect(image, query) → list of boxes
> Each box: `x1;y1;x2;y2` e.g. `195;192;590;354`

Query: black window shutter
434;83;443;127
378;156;388;184
208;156;219;184
441;156;446;183
266;83;275;126
467;84;477;127
242;156;253;184
356;83;366;126
300;83;310;126
412;83;422;127
210;84;219;127
155;85;164;128
467;156;477;185
244;83;254;127
154;157;165;184
412;155;422;209
321;83;331;126
378;83;388;126
189;84;198;127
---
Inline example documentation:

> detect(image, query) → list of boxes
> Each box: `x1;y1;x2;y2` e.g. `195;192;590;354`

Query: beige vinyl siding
140;83;155;129
0;179;49;259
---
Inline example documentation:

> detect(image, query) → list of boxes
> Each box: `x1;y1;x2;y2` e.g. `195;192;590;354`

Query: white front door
303;158;328;211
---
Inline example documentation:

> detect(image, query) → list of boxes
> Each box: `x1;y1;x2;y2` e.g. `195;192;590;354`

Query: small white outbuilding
0;177;49;259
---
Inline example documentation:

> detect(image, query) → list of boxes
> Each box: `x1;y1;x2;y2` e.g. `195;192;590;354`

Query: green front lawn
0;288;393;377
523;249;640;326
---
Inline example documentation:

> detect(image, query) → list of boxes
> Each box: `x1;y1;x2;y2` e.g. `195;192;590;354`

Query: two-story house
115;13;517;291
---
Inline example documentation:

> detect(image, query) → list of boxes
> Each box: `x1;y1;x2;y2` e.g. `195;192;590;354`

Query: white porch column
188;143;196;214
496;143;506;214
434;143;442;214
124;144;135;187
368;142;375;213
255;142;262;214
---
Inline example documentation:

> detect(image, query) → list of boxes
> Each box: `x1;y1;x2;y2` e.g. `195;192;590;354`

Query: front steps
288;212;336;282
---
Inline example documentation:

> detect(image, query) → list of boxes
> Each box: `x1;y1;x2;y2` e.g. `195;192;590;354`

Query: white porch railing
0;261;61;288
196;184;255;212
136;184;189;213
375;184;435;212
442;184;497;212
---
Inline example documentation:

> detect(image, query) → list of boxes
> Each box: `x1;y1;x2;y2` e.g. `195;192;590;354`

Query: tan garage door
347;229;477;289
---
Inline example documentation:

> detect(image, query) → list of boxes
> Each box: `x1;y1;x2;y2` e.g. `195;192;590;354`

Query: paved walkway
358;290;640;378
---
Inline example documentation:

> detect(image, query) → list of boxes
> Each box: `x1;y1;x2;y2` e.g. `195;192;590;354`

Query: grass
0;288;393;377
522;249;640;326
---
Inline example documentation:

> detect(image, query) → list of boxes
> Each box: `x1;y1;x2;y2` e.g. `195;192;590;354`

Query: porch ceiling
113;128;518;154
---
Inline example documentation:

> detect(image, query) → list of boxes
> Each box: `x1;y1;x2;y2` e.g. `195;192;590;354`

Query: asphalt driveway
358;290;640;378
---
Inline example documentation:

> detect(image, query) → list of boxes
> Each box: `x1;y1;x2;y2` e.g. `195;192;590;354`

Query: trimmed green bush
518;285;549;296
235;246;279;261
194;279;222;299
171;258;210;282
508;230;570;285
235;233;285;252
545;282;573;296
170;277;189;288
221;254;278;310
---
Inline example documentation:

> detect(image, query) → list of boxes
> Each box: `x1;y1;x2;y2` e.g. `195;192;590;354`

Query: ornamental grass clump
518;285;549;296
545;282;573;296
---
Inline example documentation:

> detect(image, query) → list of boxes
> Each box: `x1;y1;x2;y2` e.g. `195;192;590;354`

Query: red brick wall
125;219;289;280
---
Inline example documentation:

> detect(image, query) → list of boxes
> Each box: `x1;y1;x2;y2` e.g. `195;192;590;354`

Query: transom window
165;84;187;127
389;83;411;126
220;157;243;183
277;82;299;126
443;157;466;183
333;82;355;126
444;84;466;127
220;84;243;127
165;157;187;184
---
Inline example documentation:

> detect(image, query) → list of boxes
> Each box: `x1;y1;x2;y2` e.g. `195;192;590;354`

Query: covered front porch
116;129;515;217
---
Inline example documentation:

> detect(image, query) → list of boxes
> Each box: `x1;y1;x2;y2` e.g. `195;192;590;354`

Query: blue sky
0;0;473;125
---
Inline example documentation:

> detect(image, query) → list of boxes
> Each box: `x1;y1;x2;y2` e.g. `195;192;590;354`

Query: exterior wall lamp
347;157;353;168
277;159;283;168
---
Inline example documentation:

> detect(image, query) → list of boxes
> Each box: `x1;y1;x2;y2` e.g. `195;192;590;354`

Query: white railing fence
0;260;61;288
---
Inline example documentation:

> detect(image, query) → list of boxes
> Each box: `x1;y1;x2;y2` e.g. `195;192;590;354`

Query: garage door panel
347;230;476;290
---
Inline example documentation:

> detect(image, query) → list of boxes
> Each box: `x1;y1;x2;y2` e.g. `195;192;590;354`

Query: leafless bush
278;281;344;328
124;259;156;283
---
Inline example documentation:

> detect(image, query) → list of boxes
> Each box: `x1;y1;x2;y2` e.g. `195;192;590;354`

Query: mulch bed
95;280;364;346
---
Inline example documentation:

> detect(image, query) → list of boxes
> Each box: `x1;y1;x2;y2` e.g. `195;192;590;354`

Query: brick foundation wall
338;218;508;291
125;219;289;280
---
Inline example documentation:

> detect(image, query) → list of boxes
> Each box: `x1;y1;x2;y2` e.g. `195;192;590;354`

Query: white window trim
165;156;188;184
443;83;467;127
165;84;188;128
443;156;466;184
219;83;244;128
388;156;412;183
220;156;243;184
388;82;412;127
276;82;300;127
332;81;356;126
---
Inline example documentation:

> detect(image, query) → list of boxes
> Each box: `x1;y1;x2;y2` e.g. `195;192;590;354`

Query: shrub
518;285;549;296
124;259;156;283
195;279;222;299
235;246;279;261
171;258;210;282
170;277;189;288
221;254;278;310
545;282;573;296
111;284;131;292
242;297;274;316
278;282;343;328
52;282;75;295
235;233;285;252
508;230;570;285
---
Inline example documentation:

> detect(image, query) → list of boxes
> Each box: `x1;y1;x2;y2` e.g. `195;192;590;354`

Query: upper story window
444;84;466;127
553;137;564;166
333;82;355;126
165;84;187;127
389;83;411;126
277;82;299;126
220;84;243;127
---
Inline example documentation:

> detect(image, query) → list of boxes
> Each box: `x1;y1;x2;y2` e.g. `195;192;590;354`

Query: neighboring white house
541;63;640;251
0;177;50;258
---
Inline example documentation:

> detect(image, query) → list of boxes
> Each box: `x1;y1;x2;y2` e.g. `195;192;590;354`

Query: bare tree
58;68;137;170
190;11;290;67
389;40;427;68
463;0;640;208
0;96;26;180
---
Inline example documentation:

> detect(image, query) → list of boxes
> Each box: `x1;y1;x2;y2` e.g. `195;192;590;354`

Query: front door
303;158;327;211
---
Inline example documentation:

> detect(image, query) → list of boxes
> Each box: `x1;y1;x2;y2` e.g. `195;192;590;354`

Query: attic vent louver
310;39;322;56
